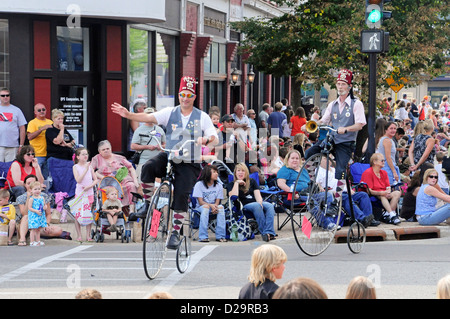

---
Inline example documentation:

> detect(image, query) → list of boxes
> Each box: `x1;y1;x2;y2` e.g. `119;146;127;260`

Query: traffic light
365;0;392;29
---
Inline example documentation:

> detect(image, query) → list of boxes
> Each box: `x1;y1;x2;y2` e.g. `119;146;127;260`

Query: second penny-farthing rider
111;76;218;249
304;69;366;202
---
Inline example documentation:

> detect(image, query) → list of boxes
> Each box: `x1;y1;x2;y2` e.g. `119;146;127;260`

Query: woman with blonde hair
292;133;306;159
437;274;450;299
415;168;450;225
239;244;287;299
45;108;76;160
408;119;436;172
226;163;276;241
345;276;377;299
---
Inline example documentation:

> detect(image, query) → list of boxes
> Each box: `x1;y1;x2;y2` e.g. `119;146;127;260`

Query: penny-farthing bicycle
291;121;366;256
142;133;197;279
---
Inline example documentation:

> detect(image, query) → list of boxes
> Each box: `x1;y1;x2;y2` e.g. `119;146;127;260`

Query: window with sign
56;26;89;71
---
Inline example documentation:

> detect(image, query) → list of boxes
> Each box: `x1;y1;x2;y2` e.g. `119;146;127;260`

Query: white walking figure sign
369;33;380;50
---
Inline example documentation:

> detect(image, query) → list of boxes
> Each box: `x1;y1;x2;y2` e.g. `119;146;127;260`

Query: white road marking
0;246;92;284
143;245;218;298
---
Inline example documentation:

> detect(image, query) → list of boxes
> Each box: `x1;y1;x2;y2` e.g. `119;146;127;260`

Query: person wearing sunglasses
0;87;27;162
360;153;401;225
415;168;450;225
26;103;53;179
111;75;217;249
5;145;44;199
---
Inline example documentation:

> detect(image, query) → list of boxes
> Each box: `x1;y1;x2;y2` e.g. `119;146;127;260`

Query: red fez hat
337;69;353;85
179;76;197;94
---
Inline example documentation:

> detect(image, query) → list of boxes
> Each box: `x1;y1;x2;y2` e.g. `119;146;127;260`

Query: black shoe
361;214;374;228
380;213;393;224
261;234;269;242
369;219;381;227
167;231;180;250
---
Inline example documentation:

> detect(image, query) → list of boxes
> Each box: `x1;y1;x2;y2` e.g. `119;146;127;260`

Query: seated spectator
273;277;328;299
239;244;287;299
5;145;44;199
0;189;16;245
292;133;306;159
360;153;401;225
415;168;450;226
45;109;76;161
15;174;66;246
436;151;450;194
91;140;139;214
226;163;276;242
316;157;378;227
437;126;450;149
277;150;336;230
192;165;226;243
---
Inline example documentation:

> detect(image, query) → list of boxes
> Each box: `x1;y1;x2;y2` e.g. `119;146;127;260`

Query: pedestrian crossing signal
365;0;392;29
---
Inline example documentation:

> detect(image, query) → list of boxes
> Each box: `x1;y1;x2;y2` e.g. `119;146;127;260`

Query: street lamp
230;68;240;86
247;67;255;109
247;68;255;84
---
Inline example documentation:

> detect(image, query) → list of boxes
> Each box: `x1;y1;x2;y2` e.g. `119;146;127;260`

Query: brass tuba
305;120;318;133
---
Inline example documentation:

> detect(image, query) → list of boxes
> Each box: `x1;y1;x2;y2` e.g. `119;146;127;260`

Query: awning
1;0;166;23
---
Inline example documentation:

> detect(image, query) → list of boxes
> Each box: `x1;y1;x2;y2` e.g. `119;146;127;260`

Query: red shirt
360;167;390;191
5;161;36;188
290;116;307;136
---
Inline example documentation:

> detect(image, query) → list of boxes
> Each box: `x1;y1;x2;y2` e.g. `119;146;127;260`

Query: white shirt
153;106;218;140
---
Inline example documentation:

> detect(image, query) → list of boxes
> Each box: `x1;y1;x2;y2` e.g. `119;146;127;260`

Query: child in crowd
27;181;47;246
192;164;226;242
102;186;122;232
239;244;287;299
0;189;16;246
345;276;377;299
437;274;450;299
72;147;98;241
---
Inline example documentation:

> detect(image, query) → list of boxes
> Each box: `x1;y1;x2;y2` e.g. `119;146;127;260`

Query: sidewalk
20;210;450;246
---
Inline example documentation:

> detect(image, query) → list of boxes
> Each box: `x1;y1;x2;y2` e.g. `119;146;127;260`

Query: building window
129;28;149;103
56;27;89;72
156;33;176;111
204;42;226;74
0;20;9;88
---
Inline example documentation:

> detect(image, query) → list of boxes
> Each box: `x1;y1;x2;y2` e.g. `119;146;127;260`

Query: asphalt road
1;236;450;299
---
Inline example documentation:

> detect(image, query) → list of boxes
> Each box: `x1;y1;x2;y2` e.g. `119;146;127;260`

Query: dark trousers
141;152;201;211
305;140;354;180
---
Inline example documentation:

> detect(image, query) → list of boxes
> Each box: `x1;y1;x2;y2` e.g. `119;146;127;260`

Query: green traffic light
368;9;382;23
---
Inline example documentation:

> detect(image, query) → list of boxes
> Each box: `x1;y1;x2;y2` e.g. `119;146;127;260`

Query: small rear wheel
176;235;192;273
347;221;366;254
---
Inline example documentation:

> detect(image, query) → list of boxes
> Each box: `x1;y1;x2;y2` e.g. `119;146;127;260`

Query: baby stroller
91;176;131;243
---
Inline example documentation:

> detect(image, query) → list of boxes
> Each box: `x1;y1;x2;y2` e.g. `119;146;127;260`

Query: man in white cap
112;76;217;249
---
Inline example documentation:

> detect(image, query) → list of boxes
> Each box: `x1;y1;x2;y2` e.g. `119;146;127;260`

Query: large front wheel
292;153;342;256
143;182;172;280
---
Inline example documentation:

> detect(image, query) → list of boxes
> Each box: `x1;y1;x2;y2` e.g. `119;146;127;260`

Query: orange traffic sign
386;74;407;93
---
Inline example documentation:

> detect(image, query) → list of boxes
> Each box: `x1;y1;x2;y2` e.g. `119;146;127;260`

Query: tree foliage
231;0;450;99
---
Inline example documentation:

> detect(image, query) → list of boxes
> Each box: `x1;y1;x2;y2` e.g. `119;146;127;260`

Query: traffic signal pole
362;0;392;157
367;53;377;156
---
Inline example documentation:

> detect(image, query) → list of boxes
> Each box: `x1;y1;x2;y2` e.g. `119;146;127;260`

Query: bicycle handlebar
318;125;337;133
139;132;196;156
